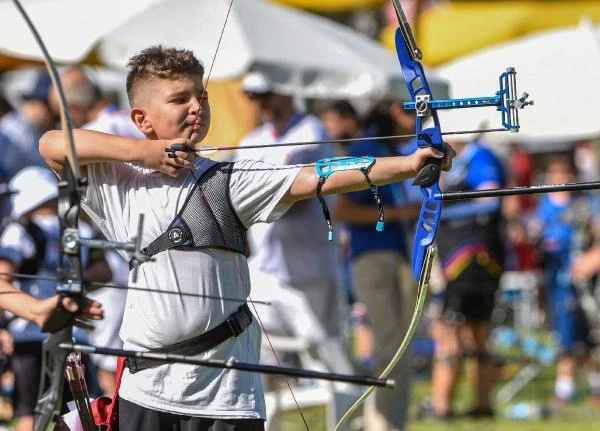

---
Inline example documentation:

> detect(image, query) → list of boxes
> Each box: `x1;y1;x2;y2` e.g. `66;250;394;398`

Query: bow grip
411;129;445;187
412;158;441;187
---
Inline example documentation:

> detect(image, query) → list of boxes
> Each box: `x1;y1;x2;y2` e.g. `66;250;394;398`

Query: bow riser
393;27;445;282
394;28;444;154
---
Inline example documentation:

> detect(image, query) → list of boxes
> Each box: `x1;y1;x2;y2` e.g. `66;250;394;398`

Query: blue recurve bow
335;2;531;428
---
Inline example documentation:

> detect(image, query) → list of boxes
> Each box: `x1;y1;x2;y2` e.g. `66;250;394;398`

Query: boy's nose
190;99;202;115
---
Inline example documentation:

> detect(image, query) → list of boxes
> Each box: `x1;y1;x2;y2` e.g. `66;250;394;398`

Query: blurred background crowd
1;0;600;430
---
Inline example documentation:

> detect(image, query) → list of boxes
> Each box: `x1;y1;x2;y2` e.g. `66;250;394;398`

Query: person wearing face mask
0;166;103;431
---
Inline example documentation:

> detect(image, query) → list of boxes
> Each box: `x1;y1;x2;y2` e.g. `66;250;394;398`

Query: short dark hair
126;45;204;104
318;100;357;118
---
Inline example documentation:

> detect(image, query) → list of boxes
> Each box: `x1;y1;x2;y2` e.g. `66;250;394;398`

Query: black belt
126;303;253;374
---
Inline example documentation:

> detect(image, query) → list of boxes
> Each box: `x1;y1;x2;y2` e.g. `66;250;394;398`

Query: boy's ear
131;107;153;135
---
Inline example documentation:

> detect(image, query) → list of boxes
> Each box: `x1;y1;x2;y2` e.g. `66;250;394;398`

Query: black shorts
118;397;265;431
442;288;497;323
440;248;500;323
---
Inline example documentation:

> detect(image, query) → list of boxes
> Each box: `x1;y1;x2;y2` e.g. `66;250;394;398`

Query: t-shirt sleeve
229;159;302;227
82;161;140;241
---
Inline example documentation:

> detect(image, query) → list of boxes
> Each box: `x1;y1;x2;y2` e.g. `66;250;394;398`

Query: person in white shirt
233;71;354;377
39;46;453;431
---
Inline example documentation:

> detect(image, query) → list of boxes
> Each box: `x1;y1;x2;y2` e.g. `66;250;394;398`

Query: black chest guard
140;162;247;260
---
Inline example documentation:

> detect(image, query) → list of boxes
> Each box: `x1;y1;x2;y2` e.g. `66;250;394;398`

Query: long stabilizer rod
435;181;600;201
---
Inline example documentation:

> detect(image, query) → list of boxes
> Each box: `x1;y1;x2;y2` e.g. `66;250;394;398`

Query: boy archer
40;45;453;430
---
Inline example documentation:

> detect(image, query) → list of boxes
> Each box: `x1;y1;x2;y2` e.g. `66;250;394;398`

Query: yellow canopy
381;1;600;66
274;0;384;13
202;79;257;159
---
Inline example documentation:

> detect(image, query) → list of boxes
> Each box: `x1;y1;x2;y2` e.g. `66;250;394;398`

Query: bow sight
403;68;533;133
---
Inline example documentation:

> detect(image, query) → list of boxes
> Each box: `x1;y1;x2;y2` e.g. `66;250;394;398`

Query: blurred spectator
50;66;144;396
0;93;14;224
508;143;535;213
0;167;98;431
503;143;540;271
320;100;419;431
0;70;54;180
531;155;600;405
362;100;423;203
233;71;353;379
574;139;599;183
49;66;143;135
429;138;505;419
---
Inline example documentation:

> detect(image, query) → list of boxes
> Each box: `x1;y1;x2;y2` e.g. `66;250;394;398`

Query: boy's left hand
409;144;455;177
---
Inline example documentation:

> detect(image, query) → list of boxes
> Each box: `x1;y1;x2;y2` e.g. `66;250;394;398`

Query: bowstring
190;127;510;155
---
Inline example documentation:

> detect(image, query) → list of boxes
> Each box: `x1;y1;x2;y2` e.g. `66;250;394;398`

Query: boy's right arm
39;129;196;177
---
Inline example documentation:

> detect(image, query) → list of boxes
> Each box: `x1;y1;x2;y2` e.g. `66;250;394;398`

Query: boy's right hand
143;139;196;176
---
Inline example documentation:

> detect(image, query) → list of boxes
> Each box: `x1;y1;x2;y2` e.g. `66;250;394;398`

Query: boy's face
134;74;210;144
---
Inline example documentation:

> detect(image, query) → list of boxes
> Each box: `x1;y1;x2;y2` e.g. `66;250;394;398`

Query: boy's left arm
283;146;452;203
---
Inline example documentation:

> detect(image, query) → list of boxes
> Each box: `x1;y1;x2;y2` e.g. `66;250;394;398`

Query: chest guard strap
141;161;247;260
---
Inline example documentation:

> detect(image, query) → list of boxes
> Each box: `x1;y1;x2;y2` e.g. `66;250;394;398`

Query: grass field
275;335;600;430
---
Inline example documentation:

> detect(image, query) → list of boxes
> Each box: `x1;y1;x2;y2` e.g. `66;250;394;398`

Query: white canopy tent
0;0;448;100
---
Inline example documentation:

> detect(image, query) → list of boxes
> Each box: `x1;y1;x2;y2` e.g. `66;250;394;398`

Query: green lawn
277;337;600;430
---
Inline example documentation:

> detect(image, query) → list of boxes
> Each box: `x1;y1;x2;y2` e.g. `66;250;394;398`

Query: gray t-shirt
82;157;301;418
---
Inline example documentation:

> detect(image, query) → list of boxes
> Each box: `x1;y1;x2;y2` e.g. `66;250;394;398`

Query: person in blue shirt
532;154;600;405
430;137;506;419
320;100;420;431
